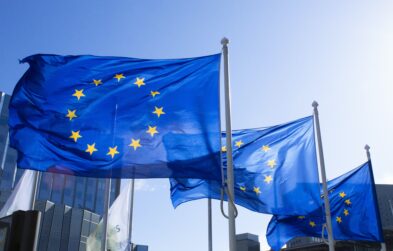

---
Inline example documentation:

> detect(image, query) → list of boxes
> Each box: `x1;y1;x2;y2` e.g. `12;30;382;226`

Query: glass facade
34;200;101;251
0;92;119;215
0;93;24;207
35;159;119;214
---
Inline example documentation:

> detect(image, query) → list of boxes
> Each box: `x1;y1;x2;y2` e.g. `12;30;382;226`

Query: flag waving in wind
9;54;221;179
171;116;321;215
266;161;384;251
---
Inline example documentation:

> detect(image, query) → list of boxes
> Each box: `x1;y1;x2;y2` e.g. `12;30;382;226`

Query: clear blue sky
1;1;393;250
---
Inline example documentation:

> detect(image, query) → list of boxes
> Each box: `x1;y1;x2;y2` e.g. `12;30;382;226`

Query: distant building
284;184;393;251
34;201;100;251
0;92;21;208
133;244;149;251
237;233;260;251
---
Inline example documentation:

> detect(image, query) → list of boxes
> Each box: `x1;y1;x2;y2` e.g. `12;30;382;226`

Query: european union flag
9;54;222;179
171;116;321;215
266;161;384;251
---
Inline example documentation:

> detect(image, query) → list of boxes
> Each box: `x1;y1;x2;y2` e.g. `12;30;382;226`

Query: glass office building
0;92;23;208
0;92;119;215
37;172;118;215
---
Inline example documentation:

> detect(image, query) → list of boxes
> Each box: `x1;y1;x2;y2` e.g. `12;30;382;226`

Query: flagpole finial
312;101;319;115
365;144;371;161
221;37;229;46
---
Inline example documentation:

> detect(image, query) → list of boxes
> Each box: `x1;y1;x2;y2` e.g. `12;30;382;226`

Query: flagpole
208;198;213;251
221;37;237;251
101;178;111;251
364;145;386;251
128;179;135;251
30;171;41;210
312;101;335;251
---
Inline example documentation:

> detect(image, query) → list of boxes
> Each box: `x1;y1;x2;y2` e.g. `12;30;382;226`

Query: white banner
0;170;35;218
87;179;133;251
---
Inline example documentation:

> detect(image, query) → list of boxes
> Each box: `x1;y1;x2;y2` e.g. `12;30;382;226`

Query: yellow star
153;106;165;118
235;140;243;148
72;89;85;100
151;91;160;97
267;159;277;168
85;143;98;155
345;199;351;205
66;109;77;121
336;216;342;224
69;130;82;142
129;138;142;150
264;175;273;184
262;145;270;152
114;74;125;82
339;191;346;198
240;186;246;192
107;146;119;158
134;77;145;88
253;186;261;195
221;146;227;152
309;221;316;227
344;209;349;216
92;79;102;86
146;126;158;137
298;216;305;219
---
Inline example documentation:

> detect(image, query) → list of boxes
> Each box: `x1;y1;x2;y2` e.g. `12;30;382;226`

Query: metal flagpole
31;171;41;210
364;145;387;251
128;179;135;251
101;178;112;251
312;101;335;251
221;37;237;251
208;198;213;251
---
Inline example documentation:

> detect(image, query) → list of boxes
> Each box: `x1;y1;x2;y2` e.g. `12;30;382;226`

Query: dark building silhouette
237;233;260;251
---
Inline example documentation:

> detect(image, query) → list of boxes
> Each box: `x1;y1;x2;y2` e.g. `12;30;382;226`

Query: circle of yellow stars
65;74;164;159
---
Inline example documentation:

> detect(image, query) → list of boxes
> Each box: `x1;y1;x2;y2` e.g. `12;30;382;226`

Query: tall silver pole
11;165;17;189
221;37;237;251
128;179;135;251
101;178;111;251
31;171;41;210
364;145;386;251
208;198;213;251
312;101;335;251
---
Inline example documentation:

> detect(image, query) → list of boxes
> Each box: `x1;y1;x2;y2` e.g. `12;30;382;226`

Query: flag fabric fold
266;161;384;251
9;54;222;179
0;170;35;218
171;116;321;215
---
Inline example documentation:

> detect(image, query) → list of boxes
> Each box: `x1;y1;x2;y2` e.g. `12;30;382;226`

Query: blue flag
9;54;222;179
170;116;321;215
266;161;384;251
